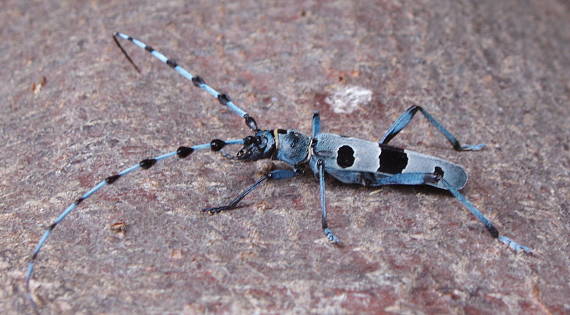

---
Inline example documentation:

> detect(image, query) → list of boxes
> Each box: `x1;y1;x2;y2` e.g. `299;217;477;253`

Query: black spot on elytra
337;145;355;168
378;144;408;174
434;166;444;179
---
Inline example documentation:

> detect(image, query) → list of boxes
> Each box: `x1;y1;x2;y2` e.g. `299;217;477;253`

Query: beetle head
237;130;275;161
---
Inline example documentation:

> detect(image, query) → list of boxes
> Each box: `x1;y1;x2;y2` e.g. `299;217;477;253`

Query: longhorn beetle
25;32;533;306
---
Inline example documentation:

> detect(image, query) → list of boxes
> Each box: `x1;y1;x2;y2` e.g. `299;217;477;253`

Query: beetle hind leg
380;105;485;151
369;171;532;253
441;178;533;254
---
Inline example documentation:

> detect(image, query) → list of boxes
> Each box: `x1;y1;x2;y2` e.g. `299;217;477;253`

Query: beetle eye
254;136;263;145
244;136;255;145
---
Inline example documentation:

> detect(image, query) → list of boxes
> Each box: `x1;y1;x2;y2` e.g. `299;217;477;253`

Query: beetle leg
317;159;340;243
203;169;299;213
441;178;533;253
311;111;321;137
380;105;485;151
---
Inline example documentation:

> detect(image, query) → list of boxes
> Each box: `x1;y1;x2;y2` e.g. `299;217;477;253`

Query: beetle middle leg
379;105;485;151
317;159;340;243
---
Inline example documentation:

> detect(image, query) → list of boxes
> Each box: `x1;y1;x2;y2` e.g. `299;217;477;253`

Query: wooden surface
1;0;569;314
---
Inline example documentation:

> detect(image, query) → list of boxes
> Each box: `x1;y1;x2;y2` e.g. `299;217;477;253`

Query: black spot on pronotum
337;145;355;168
75;197;85;205
288;132;301;148
144;45;154;53
48;223;56;231
140;158;157;169
177;146;194;158
378;144;408;174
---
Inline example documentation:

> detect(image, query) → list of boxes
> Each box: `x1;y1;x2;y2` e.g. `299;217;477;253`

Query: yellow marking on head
273;129;280;150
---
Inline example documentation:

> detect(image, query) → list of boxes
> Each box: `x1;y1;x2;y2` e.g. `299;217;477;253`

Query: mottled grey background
1;0;569;314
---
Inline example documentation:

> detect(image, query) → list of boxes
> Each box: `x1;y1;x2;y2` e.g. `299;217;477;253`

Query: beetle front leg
312;111;321;137
203;169;300;213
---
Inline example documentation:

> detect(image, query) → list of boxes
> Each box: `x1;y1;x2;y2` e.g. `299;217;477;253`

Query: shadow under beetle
25;32;533;307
